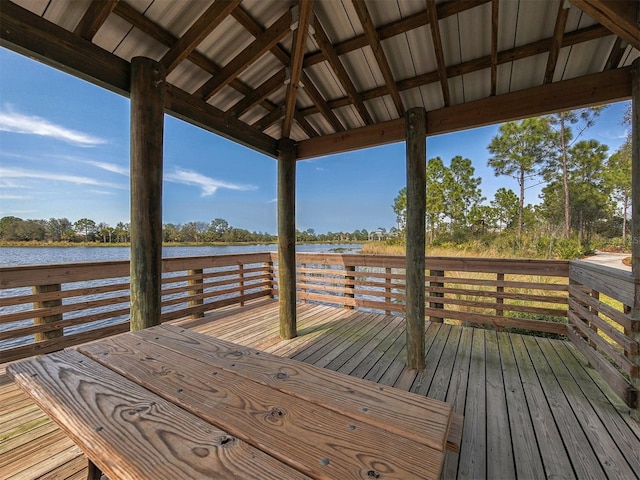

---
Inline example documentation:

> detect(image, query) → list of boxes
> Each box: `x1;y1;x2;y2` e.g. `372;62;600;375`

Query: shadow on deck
2;299;640;479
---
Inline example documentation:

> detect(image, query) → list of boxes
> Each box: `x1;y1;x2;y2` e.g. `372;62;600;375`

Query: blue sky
0;47;630;234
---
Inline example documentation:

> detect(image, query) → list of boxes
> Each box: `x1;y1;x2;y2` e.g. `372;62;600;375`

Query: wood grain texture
87;324;454;453
79;333;445;479
7;350;311;480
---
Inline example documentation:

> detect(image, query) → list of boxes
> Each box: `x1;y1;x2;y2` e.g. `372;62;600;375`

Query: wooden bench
8;324;462;479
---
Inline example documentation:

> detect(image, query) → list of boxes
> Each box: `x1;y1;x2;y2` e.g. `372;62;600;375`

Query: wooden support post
345;265;356;309
429;269;444;323
300;263;307;304
187;269;204;319
630;59;640;418
405;107;427;370
266;261;275;298
278;138;297;339
33;284;63;342
385;267;392;315
130;57;165;332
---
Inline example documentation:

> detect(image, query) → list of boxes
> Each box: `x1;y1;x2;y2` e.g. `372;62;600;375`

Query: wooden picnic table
7;324;460;479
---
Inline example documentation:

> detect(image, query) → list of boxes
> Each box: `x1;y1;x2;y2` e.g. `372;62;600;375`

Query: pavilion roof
2;0;638;158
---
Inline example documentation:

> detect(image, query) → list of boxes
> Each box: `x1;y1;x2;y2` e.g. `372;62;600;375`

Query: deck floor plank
2;300;640;479
524;335;606;478
535;337;637;480
484;330;516;480
497;331;546;479
510;334;576;479
440;327;473;480
457;329;487;479
550;340;640;475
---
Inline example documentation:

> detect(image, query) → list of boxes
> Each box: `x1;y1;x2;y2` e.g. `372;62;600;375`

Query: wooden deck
2;299;640;479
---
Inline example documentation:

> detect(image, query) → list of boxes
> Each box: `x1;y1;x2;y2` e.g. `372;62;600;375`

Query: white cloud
267;198;277;203
0;106;106;146
84;160;129;176
165;168;256;196
0;193;30;200
0;166;126;189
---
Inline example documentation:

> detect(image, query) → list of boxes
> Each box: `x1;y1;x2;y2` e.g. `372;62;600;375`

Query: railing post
588;289;600;349
345;265;356;309
300;263;307;304
33;284;63;342
385;267;392;315
429;269;444;323
187;269;204;319
496;273;504;331
266;261;275;298
238;264;245;307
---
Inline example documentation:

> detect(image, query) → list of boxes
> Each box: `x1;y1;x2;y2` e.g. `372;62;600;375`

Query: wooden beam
130;57;165;332
228;70;286;117
297;66;632;159
544;1;570;84
283;1;315;138
277;139;297;340
312;19;373;125
160;0;241;74
74;0;118;41
490;0;499;96
165;85;278;157
405;107;427;370
352;0;405;116
570;0;639;51
425;0;451;106
631;58;640;420
303;0;491;68
604;37;627;70
196;9;293;101
299;23;611;118
297;118;405;159
231;5;343;133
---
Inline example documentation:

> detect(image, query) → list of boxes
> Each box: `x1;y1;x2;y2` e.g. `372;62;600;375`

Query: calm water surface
0;243;362;266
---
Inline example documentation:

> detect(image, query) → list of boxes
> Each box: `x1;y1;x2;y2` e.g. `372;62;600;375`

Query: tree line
0;216;373;244
392;107;632;256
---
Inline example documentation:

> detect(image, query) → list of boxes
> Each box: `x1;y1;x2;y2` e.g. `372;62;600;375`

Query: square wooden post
630;58;640;420
130;57;165;332
278;138;297;339
405;107;427;370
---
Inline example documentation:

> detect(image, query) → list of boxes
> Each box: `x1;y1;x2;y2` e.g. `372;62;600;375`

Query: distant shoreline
0;240;364;248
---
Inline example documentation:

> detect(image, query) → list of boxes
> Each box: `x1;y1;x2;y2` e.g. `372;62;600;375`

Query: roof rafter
282;1;315;138
544;1;570;84
0;0;278;157
196;8;294;101
312;18;373;125
351;0;405;116
299;24;611;117
303;0;491;68
425;0;451;106
228;70;286;117
160;0;241;74
569;0;639;50
232;5;344;133
74;0;118;41
297;66;632;159
112;2;285;130
604;37;626;70
490;0;498;96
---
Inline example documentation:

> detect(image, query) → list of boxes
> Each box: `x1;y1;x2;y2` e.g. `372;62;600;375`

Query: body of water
0;243;362;267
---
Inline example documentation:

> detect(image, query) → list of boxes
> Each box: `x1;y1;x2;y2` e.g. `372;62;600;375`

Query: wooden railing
273;253;570;336
0;253;273;363
568;261;639;409
3;250;638;410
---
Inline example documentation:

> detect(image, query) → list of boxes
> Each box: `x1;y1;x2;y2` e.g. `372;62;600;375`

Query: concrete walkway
579;252;631;271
